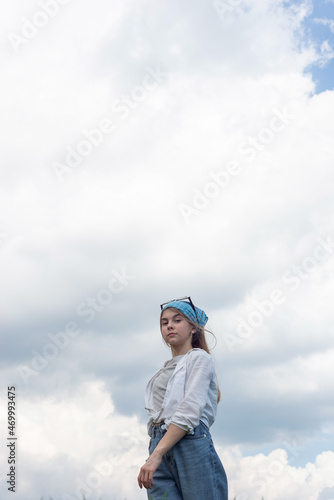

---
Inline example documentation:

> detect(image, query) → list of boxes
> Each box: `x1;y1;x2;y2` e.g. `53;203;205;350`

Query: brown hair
160;307;221;403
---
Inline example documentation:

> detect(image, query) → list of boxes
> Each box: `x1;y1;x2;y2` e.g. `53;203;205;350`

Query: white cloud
220;445;334;500
314;17;334;35
1;381;334;500
1;0;334;498
0;380;148;500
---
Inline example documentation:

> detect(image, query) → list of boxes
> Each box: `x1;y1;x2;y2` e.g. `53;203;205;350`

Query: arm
137;424;187;490
171;351;214;432
138;351;215;489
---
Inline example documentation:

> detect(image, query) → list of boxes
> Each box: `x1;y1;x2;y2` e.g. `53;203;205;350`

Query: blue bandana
161;300;208;330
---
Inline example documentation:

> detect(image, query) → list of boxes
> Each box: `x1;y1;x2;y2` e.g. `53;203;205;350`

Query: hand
137;452;163;490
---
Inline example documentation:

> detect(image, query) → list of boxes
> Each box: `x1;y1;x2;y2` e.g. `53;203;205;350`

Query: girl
137;296;228;500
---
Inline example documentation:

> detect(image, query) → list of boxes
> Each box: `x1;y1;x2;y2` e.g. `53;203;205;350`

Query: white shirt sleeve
170;350;214;434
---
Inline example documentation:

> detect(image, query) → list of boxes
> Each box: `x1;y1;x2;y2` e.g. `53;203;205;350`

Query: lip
168;332;177;337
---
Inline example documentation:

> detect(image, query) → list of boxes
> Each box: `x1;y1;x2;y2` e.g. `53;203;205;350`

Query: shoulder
185;348;214;366
187;348;211;359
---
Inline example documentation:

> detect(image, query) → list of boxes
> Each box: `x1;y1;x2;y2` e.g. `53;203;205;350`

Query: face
160;308;196;355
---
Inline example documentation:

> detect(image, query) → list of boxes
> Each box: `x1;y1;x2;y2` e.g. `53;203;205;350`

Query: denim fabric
147;421;228;500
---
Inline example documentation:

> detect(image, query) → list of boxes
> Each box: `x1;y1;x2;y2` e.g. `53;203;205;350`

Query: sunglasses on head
160;296;197;313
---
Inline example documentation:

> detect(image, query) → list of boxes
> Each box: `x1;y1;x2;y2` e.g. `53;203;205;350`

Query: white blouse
152;355;185;411
145;348;218;436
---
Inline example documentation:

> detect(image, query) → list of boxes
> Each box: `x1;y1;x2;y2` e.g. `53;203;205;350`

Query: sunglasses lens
160;296;196;313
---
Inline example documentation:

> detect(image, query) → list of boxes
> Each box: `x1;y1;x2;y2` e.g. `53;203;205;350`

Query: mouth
168;332;177;337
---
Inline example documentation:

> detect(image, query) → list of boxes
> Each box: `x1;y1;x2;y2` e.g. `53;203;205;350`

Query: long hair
160;307;221;403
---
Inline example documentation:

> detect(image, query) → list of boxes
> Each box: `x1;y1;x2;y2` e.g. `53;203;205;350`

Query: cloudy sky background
1;0;334;499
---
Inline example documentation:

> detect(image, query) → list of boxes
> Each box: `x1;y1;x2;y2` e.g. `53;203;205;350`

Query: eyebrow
161;313;183;321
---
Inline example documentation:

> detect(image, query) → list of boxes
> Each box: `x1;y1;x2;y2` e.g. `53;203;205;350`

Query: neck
171;346;193;357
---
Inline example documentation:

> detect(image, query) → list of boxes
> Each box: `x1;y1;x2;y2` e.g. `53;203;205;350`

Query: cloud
1;0;334;498
319;486;334;500
314;17;334;35
1;381;334;500
0;380;148;500
220;445;334;500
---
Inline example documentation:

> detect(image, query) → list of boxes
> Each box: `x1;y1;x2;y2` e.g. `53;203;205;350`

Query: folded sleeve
170;350;214;434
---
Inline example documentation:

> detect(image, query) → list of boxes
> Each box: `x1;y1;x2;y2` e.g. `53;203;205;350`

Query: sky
0;0;334;499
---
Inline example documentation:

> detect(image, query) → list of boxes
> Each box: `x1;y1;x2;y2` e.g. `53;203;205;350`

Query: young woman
137;296;228;500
